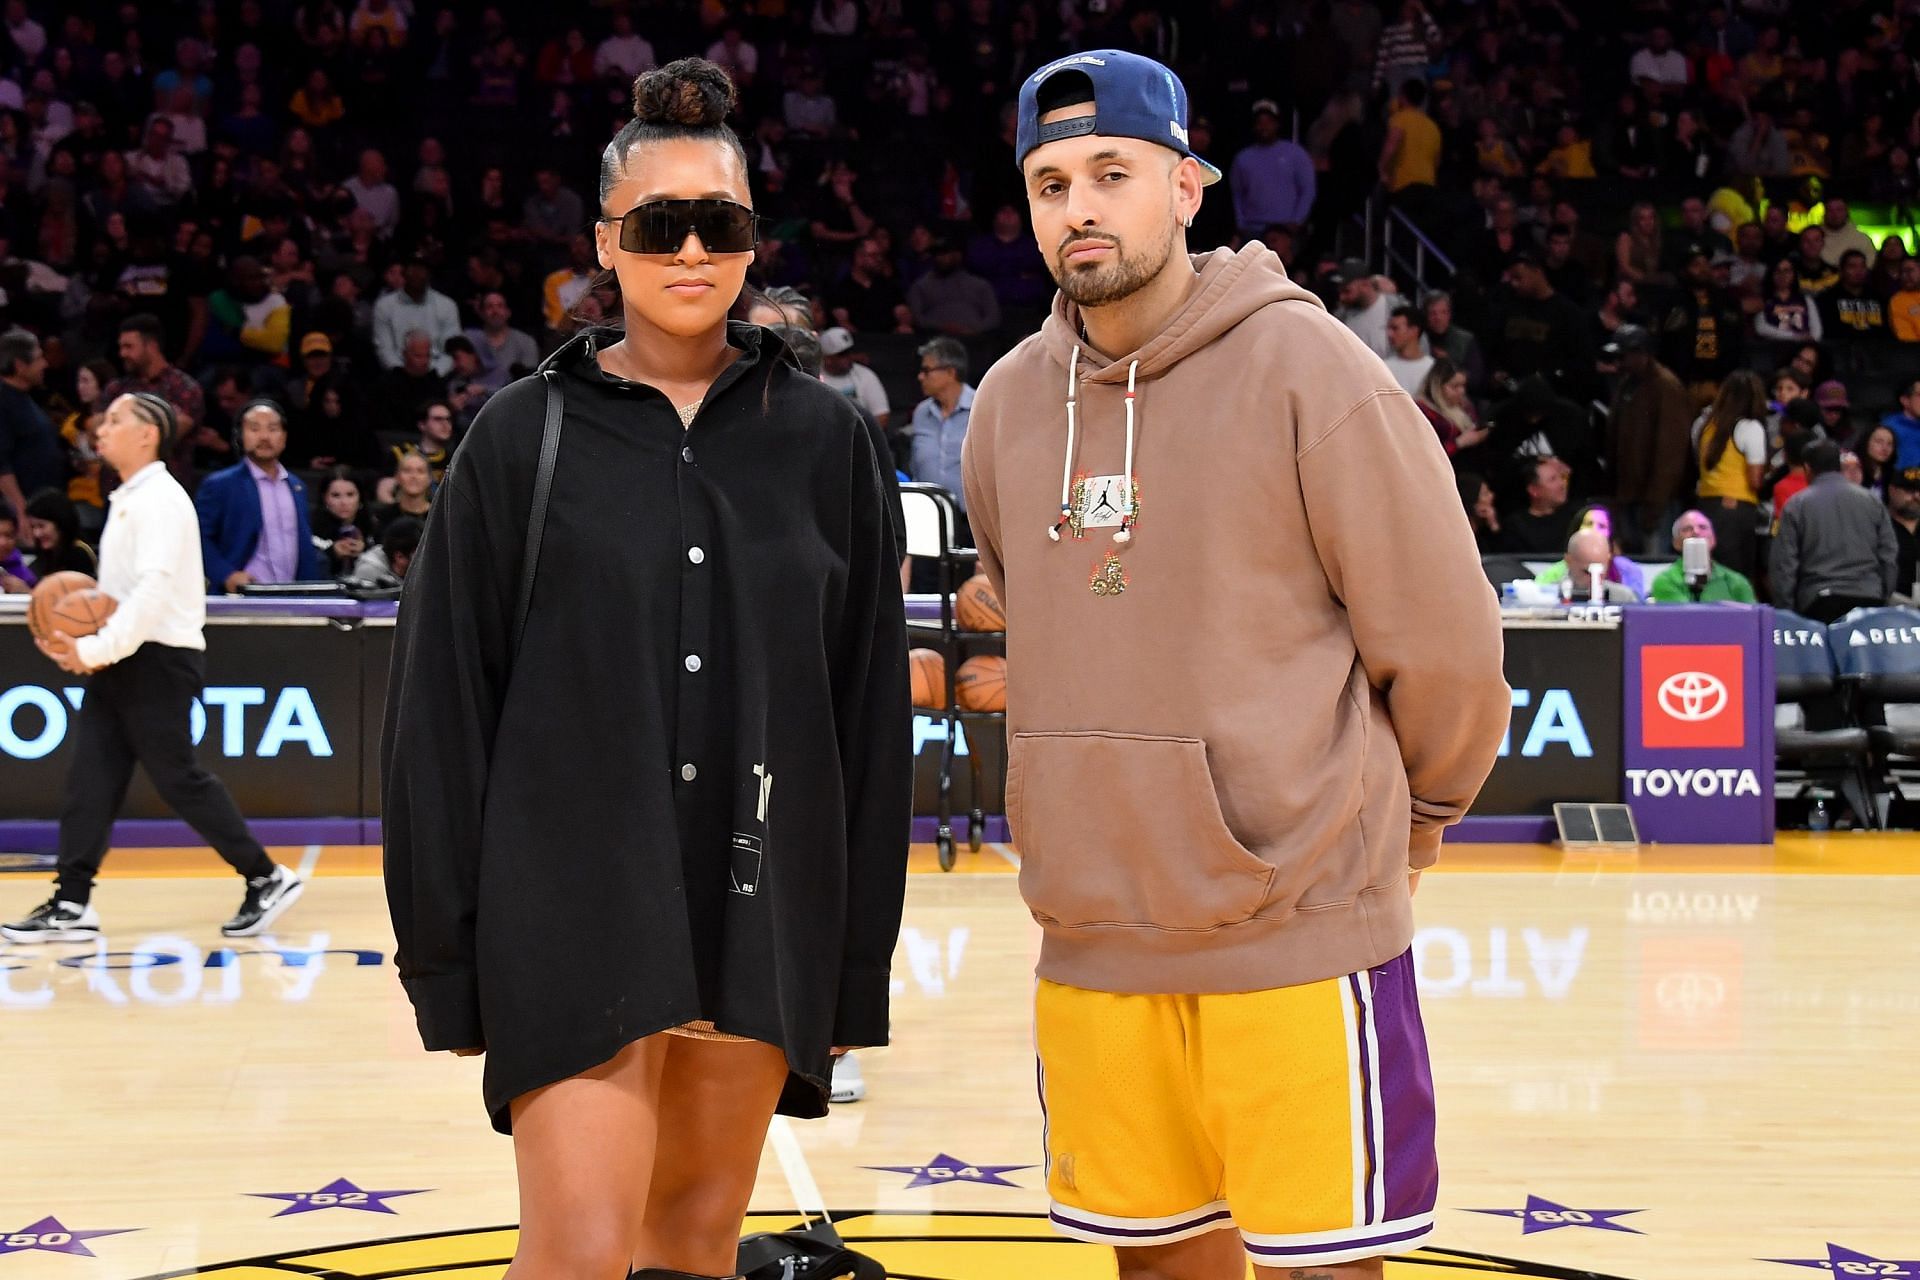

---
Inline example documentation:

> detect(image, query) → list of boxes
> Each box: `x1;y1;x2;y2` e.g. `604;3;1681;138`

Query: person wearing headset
191;397;324;592
2;392;306;944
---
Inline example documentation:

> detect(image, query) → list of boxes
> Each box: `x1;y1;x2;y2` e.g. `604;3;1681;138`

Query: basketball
46;588;117;639
909;648;947;709
955;654;1006;712
956;574;1005;632
27;571;97;641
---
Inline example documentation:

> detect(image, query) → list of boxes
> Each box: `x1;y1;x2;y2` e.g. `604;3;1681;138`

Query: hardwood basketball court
2;836;1916;1279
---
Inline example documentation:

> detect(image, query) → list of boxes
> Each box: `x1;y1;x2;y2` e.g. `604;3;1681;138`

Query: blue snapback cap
1016;49;1223;186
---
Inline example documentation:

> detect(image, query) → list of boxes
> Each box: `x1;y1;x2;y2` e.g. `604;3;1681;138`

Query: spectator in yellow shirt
60;359;112;515
1475;118;1524;178
1892;258;1920;343
205;257;293;370
350;0;407;47
1739;26;1783;97
1380;79;1441;195
1538;124;1597;180
1786;107;1833;178
542;233;599;336
289;68;345;130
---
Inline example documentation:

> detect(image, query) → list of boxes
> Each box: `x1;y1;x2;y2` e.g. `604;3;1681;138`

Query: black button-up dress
382;324;912;1133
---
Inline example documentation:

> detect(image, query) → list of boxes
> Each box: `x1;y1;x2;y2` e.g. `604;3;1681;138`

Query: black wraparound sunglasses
600;198;759;255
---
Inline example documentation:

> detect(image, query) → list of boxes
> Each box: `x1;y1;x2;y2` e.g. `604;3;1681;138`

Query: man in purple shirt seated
193;399;324;592
0;507;38;592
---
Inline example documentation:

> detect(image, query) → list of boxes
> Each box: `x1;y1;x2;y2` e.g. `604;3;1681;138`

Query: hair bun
632;57;737;128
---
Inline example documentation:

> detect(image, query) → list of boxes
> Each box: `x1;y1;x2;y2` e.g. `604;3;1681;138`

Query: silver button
681;446;694;463
688;546;706;564
685;654;702;673
680;763;698;782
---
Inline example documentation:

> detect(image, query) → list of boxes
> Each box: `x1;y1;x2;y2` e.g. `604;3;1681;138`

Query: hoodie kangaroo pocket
1006;731;1277;930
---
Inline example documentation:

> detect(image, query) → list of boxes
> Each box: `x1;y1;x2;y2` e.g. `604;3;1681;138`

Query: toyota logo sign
1641;644;1745;750
1657;671;1728;722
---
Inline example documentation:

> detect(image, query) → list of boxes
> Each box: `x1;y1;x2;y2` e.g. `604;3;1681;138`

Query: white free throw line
767;1115;831;1228
295;844;322;879
989;842;1021;868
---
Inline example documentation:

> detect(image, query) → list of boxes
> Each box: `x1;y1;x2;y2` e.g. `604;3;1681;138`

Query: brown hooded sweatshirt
961;243;1509;995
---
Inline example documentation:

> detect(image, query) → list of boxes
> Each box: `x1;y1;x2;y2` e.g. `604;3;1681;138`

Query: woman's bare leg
504;1035;669;1280
635;1036;792;1275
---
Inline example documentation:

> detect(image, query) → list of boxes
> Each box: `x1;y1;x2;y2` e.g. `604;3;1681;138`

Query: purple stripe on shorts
1243;1219;1431;1258
1035;1054;1050;1176
1347;971;1378;1225
1369;950;1439;1221
1050;1207;1236;1241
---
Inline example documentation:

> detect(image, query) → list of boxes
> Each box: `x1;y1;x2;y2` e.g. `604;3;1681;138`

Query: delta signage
1621;609;1774;843
1475;626;1623;816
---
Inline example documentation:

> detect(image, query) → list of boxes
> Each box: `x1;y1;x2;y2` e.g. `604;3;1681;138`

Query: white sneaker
830;1053;866;1104
1;897;101;944
222;865;305;937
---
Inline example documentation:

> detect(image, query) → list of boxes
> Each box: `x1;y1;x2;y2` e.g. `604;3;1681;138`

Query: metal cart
899;483;1004;870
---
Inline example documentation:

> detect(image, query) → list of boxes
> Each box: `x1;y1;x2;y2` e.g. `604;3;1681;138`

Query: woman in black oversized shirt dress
382;59;912;1280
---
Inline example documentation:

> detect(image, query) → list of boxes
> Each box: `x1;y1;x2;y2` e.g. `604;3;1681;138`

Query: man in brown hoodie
1603;323;1695;556
963;50;1510;1280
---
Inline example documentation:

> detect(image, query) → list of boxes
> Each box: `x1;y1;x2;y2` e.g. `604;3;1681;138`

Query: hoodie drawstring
1115;360;1137;545
1049;345;1079;541
1047;346;1139;546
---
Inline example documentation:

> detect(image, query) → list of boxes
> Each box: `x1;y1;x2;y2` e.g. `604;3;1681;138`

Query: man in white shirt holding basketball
2;393;304;944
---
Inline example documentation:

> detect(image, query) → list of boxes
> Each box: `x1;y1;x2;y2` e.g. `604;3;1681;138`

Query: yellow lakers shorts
1034;950;1437;1267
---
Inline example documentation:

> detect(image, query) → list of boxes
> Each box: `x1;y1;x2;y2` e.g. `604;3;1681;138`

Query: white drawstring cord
1114;360;1138;545
1047;348;1141;546
1048;345;1081;541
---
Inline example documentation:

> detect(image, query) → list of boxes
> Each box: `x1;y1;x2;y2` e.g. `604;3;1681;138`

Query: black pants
1703;497;1759;581
56;644;273;904
1800;593;1885;624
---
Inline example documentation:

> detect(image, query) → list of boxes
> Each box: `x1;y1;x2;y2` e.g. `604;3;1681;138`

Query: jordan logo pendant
1071;474;1139;537
1089;552;1128;596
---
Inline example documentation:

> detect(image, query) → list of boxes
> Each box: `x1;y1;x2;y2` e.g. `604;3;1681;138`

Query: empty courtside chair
1829;606;1920;824
898;481;958;570
1773;609;1877;828
1827;606;1920;682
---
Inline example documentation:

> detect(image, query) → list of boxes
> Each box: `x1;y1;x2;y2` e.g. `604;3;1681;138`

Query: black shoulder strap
513;371;563;659
736;1227;885;1280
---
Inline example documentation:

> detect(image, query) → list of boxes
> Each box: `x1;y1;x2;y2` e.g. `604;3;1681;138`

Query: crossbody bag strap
513;370;564;660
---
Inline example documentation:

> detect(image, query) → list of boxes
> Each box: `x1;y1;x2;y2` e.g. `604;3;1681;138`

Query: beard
1051;216;1178;308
